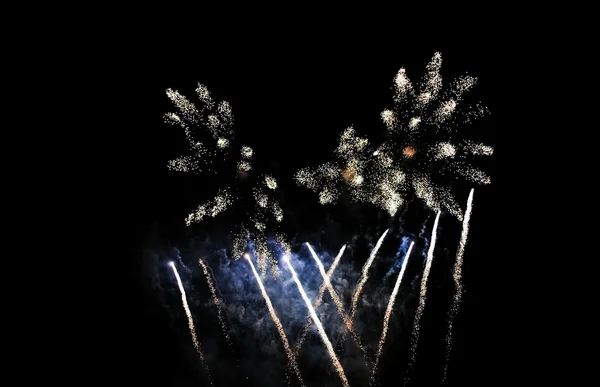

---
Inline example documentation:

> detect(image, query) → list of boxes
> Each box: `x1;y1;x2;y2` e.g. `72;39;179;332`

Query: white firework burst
378;52;493;219
166;84;286;275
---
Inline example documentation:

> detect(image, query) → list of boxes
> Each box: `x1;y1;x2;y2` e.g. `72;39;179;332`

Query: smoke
137;203;450;386
384;236;413;280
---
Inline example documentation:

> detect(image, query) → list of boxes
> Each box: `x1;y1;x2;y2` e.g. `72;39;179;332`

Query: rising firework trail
284;255;351;387
245;254;305;387
349;229;389;327
306;243;370;363
443;189;474;382
169;261;213;385
293;245;346;356
198;258;237;362
405;211;441;385
370;241;414;386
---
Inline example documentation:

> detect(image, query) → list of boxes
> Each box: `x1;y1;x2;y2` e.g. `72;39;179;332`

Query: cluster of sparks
165;85;285;274
296;52;493;220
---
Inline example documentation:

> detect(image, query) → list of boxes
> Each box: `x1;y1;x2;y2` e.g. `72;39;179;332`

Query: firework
166;84;286;274
306;243;370;362
295;128;406;215
169;262;213;385
336;229;388;349
378;53;492;219
165;84;235;173
295;53;493;219
350;229;389;324
405;211;441;385
245;254;305;387
370;241;414;385
198;258;236;360
293;245;346;357
284;255;350;387
443;189;474;382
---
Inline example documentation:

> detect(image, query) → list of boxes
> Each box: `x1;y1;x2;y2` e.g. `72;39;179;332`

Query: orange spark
403;146;415;158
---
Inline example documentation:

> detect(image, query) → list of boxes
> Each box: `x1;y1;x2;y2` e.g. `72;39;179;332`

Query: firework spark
166;84;285;275
245;254;305;387
293;245;346;357
198;258;236;360
405;210;441;385
284;255;350;387
370;241;414;385
165;84;234;173
306;243;370;362
443;189;474;382
378;53;493;219
350;229;389;323
169;262;212;385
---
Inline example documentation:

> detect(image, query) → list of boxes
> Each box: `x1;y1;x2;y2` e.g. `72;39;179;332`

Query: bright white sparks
405;211;441;384
293;245;346;357
370;241;414;385
170;263;212;385
443;189;474;382
306;243;369;360
198;258;236;359
284;255;350;387
350;229;389;323
245;254;305;387
295;52;493;220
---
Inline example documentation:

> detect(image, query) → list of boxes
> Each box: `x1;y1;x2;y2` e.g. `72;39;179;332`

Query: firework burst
377;52;492;219
295;127;406;215
166;84;286;275
295;53;493;219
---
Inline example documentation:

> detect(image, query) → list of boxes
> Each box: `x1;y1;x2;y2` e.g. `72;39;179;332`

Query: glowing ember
403;146;415;158
341;165;357;182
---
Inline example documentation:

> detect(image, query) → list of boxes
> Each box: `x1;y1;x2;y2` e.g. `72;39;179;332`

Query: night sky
111;27;505;387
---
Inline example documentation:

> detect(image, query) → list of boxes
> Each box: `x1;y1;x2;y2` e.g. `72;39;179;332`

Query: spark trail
370;241;414;385
306;243;370;362
293;245;346;356
405;210;441;385
284;255;350;387
198;258;236;361
350;229;389;324
245;254;305;387
169;262;212;385
443;189;474;382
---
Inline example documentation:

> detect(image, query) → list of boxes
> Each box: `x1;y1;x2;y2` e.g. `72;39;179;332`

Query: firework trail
443;189;474;382
284;255;351;387
169;262;213;385
293;245;346;356
198;258;237;361
370;241;415;385
245;254;305;387
306;243;370;361
350;229;389;323
404;210;441;385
